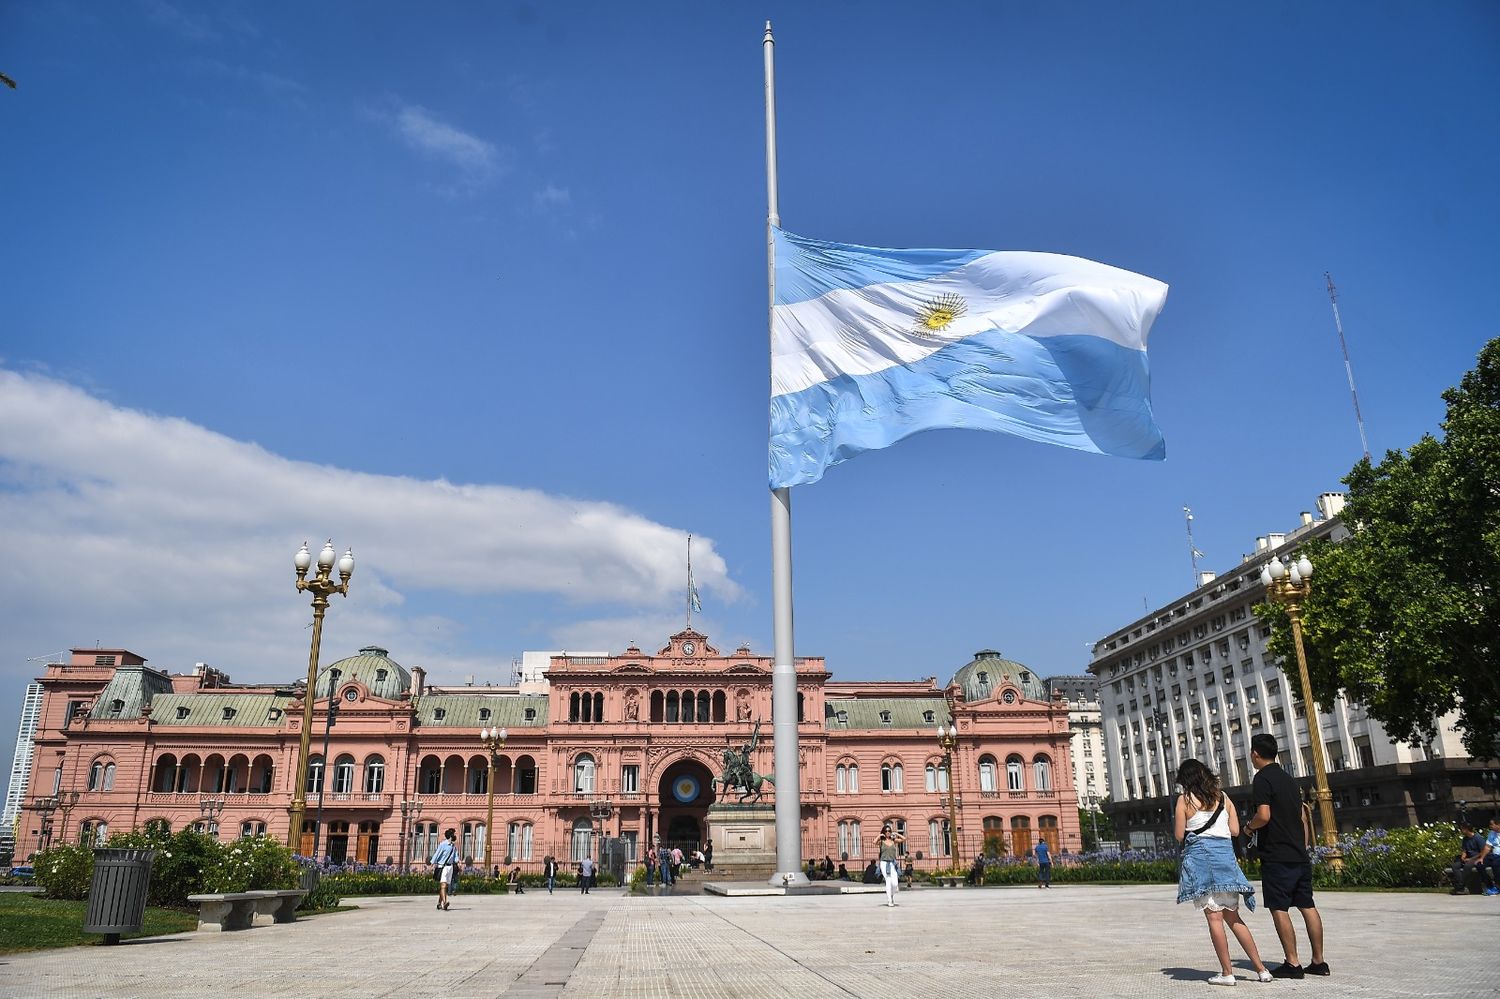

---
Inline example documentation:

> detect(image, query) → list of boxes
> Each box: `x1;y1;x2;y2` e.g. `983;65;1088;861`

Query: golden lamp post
936;721;962;868
480;726;508;871
1259;553;1343;873
287;540;355;850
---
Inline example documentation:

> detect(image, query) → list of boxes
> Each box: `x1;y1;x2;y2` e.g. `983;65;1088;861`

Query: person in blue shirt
431;828;459;910
1031;837;1052;888
1483;816;1500;895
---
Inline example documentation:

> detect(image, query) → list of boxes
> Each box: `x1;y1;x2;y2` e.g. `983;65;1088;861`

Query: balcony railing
309;792;392;808
144;791;274;804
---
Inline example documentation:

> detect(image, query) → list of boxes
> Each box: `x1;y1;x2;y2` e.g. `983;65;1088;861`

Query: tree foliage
1258;339;1500;758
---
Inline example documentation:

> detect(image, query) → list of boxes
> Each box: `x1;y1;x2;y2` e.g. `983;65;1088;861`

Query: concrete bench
186;893;259;931
248;889;308;924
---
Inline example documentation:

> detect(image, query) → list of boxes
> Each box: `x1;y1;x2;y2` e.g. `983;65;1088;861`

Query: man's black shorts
1261;860;1315;911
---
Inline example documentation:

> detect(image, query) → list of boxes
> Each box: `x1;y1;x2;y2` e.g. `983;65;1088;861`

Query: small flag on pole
686;533;703;621
769;227;1169;488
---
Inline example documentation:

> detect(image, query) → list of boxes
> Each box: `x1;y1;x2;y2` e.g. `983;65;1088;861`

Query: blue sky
2;2;1497;784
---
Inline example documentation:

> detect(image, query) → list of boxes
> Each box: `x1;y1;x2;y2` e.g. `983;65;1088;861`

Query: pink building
15;633;1079;869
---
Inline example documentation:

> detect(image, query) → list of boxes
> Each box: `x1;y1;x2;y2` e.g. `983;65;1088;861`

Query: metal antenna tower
1325;272;1371;460
1183;506;1206;586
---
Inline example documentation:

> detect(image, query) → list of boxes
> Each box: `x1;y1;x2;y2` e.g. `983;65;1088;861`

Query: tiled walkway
2;884;1492;997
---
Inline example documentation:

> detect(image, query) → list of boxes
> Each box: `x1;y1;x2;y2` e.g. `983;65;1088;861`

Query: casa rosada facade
16;632;1079;868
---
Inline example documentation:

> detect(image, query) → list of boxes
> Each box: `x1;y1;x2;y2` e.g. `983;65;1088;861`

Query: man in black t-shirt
1246;733;1329;979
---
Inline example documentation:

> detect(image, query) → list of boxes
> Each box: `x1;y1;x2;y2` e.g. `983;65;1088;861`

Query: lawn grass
0;894;198;953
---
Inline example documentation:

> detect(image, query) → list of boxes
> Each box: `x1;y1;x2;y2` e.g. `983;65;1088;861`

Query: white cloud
0;370;741;691
534;184;571;211
390;104;505;179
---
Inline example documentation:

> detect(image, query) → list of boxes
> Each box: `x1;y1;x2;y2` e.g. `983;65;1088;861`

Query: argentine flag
769;227;1169;488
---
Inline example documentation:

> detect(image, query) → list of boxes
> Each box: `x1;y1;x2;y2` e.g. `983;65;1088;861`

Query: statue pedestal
706;804;777;874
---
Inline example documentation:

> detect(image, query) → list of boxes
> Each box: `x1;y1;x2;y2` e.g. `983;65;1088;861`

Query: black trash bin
82;848;156;944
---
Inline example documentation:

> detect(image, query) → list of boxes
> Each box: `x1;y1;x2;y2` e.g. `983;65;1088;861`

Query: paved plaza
1;884;1493;998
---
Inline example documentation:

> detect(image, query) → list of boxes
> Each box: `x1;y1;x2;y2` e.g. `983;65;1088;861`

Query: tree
1079;802;1116;851
1257;338;1500;758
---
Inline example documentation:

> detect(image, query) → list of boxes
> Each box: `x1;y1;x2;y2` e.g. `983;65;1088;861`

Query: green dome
317;646;411;699
950;649;1047;703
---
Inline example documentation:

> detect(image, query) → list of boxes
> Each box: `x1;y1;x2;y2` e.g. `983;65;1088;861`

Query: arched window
651;690;665;723
462;821;486;863
928;817;951;857
333;754;355;794
978;755;997;792
696;690;710;723
881;761;904;793
144;817;170;836
308;755;325;794
153;754;178;793
680;689;695;722
78;819;108;846
176;753;201;793
837;819;862;858
250;754;275;793
594;691;605;721
1038;814;1060;852
468;755;489;794
204;755;226;794
836;764;847;793
1006;755;1025;792
515;755;538;795
508;821;534;861
571;817;593;861
574;754;596;794
410;821;438;862
847;764;859;793
665;691;679;723
364;755;385;794
569;691;581;722
713;690;727;722
982;815;1005;854
1033;756;1053;792
103;762;115;791
925;762;938;792
239;820;267;838
419;755;442;794
1010;815;1033;854
797;692;805;723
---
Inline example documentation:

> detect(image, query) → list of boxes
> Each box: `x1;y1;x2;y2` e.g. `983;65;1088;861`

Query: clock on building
681;641;696;657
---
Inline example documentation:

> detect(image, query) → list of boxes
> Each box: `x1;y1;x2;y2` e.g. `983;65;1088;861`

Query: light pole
312;667;342;862
199;795;226;838
287;540;355;850
480;726;508;871
1085;794;1101;851
56;791;80;845
936;721;962;868
31;796;59;854
399;797;425;873
589;798;614;875
1260;553;1343;873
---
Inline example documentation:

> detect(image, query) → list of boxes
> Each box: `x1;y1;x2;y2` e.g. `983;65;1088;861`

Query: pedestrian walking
876;823;904;907
431;828;459;911
1031;837;1053;888
661;847;674;887
644;846;657;886
543;854;559;894
508;866;525;894
579;855;595;894
1174;758;1271;986
704;839;714;872
1246;733;1330;978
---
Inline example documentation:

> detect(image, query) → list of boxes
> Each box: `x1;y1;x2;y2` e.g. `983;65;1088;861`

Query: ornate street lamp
936;721;962;867
589;797;614;869
31;795;59;853
399;797;425;873
312;666;342;861
287;540;355;850
480;726;508;870
1260;553;1343;872
199;795;226;838
54;791;80;845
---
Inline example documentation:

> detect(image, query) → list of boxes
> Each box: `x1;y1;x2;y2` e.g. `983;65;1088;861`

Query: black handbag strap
1180;795;1226;850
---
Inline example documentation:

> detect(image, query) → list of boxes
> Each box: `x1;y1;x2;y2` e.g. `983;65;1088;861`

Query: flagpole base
768;870;811;888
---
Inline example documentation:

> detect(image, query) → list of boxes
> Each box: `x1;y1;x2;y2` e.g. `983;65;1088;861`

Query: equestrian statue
718;718;776;804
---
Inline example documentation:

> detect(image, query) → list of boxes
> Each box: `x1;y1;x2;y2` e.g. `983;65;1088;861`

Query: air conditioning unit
1360;798;1371;807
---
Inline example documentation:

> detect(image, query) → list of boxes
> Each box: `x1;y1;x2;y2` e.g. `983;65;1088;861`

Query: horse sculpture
718;719;776;804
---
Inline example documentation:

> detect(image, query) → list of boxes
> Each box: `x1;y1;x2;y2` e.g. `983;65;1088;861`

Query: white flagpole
764;19;807;888
686;533;694;629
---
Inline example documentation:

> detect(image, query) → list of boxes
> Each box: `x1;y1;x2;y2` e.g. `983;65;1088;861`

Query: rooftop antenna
1325;272;1371;461
26;650;68;665
1183;506;1206;586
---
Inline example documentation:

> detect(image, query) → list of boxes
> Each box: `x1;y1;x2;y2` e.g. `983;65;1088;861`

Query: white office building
1087;494;1488;846
2;682;45;858
1044;675;1111;808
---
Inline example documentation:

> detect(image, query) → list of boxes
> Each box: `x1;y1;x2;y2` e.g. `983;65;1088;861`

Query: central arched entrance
657;758;715;854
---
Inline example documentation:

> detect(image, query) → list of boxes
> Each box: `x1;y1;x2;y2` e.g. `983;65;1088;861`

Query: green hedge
33;830;301;907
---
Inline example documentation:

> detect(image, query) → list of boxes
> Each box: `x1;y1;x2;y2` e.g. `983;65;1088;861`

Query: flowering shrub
33;843;95;900
202;835;298;894
1313;824;1460;888
108;827;220;907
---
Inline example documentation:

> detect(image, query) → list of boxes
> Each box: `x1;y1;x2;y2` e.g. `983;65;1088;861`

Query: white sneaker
1208;974;1238;987
1256;971;1273;983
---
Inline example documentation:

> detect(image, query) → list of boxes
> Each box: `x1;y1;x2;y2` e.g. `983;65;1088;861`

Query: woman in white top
1174;759;1271;986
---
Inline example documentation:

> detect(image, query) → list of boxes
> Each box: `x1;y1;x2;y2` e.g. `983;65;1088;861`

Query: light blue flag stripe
774;227;988;308
770;329;1163;488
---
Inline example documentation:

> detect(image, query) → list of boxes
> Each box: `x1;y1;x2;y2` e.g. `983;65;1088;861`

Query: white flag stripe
771;250;1166;400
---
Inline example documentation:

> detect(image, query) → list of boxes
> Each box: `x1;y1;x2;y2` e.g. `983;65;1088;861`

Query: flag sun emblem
914;293;968;334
